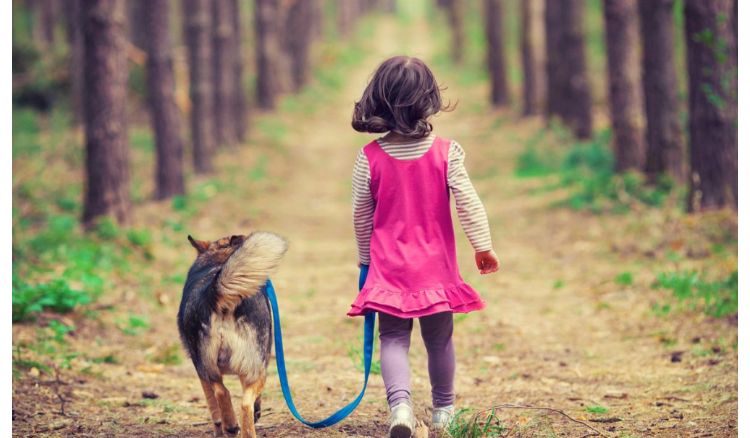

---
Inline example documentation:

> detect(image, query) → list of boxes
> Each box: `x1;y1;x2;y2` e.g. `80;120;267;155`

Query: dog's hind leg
253;395;261;423
212;379;239;436
239;375;266;438
200;379;224;437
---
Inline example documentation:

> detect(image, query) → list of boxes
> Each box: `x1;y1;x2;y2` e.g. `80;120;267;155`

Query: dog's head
187;234;247;265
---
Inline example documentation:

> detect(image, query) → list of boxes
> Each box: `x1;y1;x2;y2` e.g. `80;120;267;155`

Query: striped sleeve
448;141;493;252
352;149;374;265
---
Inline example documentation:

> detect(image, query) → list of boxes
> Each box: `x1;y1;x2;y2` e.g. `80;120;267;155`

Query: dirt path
13;7;737;438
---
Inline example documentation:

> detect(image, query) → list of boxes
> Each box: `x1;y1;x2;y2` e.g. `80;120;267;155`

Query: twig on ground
53;366;66;416
471;403;609;437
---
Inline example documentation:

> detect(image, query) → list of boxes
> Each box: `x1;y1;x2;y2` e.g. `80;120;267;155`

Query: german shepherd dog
178;232;287;438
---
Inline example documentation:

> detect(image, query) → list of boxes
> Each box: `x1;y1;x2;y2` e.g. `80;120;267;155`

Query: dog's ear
229;235;245;246
188;235;210;253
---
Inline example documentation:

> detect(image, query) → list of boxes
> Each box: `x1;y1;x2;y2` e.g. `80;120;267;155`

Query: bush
12;276;94;322
653;270;738;318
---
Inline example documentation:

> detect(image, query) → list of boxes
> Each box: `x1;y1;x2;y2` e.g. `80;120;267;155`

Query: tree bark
29;0;56;49
545;0;563;120
285;0;313;92
521;0;545;116
212;0;236;147
64;0;84;124
638;0;684;180
685;0;737;211
604;0;645;171
338;0;358;37
145;0;185;200
255;0;281;109
126;0;148;50
560;0;592;139
447;0;465;63
484;0;509;106
546;0;592;139
81;0;131;226
183;0;214;173
231;0;249;141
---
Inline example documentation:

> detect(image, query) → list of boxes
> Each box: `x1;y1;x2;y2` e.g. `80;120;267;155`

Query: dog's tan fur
216;232;288;311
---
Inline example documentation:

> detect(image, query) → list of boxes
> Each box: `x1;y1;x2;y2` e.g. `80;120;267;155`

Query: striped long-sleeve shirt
352;134;493;265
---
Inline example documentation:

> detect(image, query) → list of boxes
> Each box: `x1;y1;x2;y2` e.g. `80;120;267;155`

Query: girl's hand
475;250;500;275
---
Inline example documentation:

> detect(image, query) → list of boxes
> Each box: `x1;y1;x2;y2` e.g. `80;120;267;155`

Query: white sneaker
431;405;455;429
388;402;415;438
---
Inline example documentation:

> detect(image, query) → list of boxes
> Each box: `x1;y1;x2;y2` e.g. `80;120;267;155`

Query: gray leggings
378;312;455;409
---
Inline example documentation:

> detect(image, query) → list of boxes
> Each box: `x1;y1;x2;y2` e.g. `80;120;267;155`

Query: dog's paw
213;421;224;437
224;425;240;436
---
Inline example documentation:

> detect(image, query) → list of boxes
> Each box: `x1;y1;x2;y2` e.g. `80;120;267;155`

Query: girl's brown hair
351;56;453;139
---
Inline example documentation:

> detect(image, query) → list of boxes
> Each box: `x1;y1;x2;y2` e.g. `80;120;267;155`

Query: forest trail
13;8;736;438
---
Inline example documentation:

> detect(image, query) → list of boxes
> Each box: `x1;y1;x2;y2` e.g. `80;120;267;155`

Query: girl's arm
352;150;374;266
448;141;493;251
448;141;499;274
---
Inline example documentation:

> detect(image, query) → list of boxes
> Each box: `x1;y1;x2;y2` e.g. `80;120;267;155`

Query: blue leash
264;265;374;428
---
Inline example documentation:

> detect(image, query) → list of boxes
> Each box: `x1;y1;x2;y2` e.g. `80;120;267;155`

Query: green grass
652;270;738;318
614;272;634;286
585;405;609;414
348;336;381;375
443;408;507;438
516;128;675;213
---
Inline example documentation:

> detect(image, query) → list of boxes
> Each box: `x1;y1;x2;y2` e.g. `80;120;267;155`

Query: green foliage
348;337;381;375
515;129;558;178
614;272;634;286
443;408;507;438
516;129;675;213
118;314;150;336
585;405;609;414
12;276;93;322
652;270;738;318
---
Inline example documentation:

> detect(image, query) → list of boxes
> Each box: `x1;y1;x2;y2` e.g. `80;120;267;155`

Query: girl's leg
418;312;455;408
378;312;413;408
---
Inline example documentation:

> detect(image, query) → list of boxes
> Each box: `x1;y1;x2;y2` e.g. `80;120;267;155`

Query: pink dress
348;136;486;318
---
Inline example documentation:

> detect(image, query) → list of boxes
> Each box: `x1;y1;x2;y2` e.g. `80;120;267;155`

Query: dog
177;231;287;438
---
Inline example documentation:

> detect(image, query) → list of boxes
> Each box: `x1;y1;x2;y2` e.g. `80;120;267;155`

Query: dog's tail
217;231;288;308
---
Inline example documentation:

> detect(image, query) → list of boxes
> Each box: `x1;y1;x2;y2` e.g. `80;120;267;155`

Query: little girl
347;56;499;437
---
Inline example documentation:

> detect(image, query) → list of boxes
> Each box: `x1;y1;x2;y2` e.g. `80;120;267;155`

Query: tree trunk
212;0;236;147
255;0;281;109
231;0;249;142
638;0;683;180
145;0;185;200
484;0;509;106
447;0;465;63
521;0;545;116
126;0;148;50
285;0;313;92
604;0;645;171
309;0;323;39
685;0;737;211
81;0;131;227
183;0;214;173
338;0;357;37
64;0;84;124
561;0;592;139
29;0;56;49
545;0;563;120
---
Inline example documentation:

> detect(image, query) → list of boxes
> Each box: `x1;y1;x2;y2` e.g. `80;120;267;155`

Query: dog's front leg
200;379;224;437
212;379;239;436
240;375;266;438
